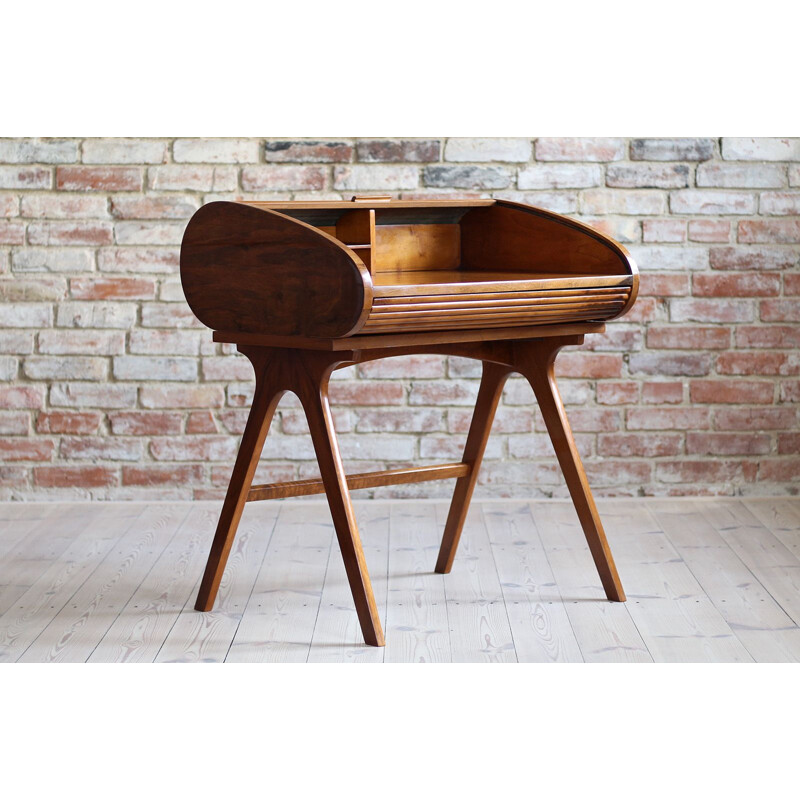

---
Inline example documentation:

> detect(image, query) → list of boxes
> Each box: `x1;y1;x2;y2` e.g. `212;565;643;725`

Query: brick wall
0;137;798;500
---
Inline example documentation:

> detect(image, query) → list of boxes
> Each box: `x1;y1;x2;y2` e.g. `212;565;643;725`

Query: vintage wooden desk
180;197;639;647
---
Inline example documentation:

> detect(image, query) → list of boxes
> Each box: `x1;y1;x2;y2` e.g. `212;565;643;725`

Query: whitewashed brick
445;138;531;162
0;357;18;380
518;164;603;189
0;303;53;327
333;165;419;191
759;192;800;215
173;139;260;163
790;165;800;187
581;189;666;215
83;139;168;164
114;221;185;245
626;245;709;271
97;247;178;274
148;165;238;192
0;138;79;163
0;166;52;189
21;195;109;218
12;248;95;273
696;163;785;188
39;330;125;355
670;190;756;215
129;330;202;355
0;194;19;216
24;356;107;380
241;166;325;192
606;164;690;188
56;302;137;328
158;279;187;302
494;191;578;214
579;216;641;243
50;382;137;408
722;138;800;161
113;356;197;381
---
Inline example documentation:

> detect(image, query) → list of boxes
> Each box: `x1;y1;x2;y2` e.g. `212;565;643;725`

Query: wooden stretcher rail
246;462;471;502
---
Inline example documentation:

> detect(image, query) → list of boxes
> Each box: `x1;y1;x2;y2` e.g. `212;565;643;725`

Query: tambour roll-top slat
180;198;638;339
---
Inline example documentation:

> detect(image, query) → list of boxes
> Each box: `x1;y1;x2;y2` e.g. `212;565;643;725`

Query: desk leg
435;361;511;574
299;365;385;648
195;350;283;611
515;340;626;602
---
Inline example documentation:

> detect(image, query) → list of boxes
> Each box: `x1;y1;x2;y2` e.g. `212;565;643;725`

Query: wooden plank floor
1;497;799;663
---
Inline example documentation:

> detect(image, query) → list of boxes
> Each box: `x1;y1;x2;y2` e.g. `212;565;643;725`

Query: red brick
656;460;757;484
638;274;690;297
622;297;658;322
36;411;102;434
598;433;682;457
642;382;684;404
735;326;800;349
642;219;685;243
717;352;799;376
555;353;622;378
122;465;205;486
61;437;142;461
108;411;183;435
27;222;113;246
758;459;800;483
186;411;218;433
267;140;355;162
778;433;800;455
0;438;55;461
709;246;797;270
0;386;45;409
761;299;800;322
34;466;117;488
582;328;642;352
241;166;326;192
70;276;156;299
785;274;800;295
686;433;771;456
333;381;406;405
693;273;780;297
739;219;800;243
56;166;143;191
584;461;652;487
626;408;710;430
596;382;639;405
690;380;774;404
688;220;730;242
646;325;730;350
219;410;249;435
715;408;796;430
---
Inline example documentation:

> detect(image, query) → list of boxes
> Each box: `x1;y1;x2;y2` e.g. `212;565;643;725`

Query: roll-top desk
180;197;639;647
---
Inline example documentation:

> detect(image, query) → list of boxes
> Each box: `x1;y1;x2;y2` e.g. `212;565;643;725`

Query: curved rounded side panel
180;202;372;338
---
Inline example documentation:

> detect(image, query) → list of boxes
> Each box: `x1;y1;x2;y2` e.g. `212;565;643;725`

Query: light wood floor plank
484;502;584;662
18;504;191;663
308;502;389;663
530;501;651;662
648;499;800;662
0;504;146;662
436;503;516;662
700;500;800;628
384;503;451;663
225;502;332;663
154;502;280;663
744;498;800;560
86;505;218;663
